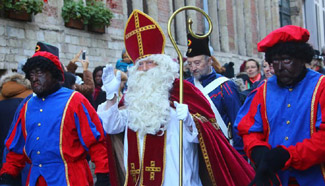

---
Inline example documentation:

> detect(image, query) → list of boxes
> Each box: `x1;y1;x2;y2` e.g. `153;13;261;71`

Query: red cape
170;79;254;186
107;79;254;186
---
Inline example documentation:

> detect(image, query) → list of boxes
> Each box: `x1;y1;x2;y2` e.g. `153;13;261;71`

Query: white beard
125;54;179;136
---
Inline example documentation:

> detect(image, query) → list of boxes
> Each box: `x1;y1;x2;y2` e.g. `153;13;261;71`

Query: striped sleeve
70;92;109;173
234;85;270;157
1;99;30;176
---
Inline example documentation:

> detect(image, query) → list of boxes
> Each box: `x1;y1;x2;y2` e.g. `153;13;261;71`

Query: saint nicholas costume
100;9;254;186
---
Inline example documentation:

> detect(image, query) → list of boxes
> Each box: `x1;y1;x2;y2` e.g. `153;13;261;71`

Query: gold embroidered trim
263;82;271;136
24;100;29;137
139;133;166;185
310;76;324;135
124;131;141;186
310;76;325;180
139;134;146;185
161;132;166;186
125;24;157;39
192;114;217;186
59;91;76;186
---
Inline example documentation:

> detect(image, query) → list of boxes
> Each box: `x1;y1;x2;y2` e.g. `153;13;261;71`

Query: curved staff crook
167;6;213;186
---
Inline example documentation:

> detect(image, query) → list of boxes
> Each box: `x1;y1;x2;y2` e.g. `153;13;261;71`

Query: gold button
42;98;45;101
286;120;290;124
36;137;39;140
38;123;41;126
40;109;43;112
285;136;289;140
37;151;40;154
289;88;293;91
287;104;291;108
39;164;42;167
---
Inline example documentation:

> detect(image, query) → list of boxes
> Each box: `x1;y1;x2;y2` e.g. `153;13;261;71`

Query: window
279;0;292;26
127;0;133;16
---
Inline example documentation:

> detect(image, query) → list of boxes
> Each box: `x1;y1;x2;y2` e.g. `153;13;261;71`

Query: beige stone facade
0;0;307;75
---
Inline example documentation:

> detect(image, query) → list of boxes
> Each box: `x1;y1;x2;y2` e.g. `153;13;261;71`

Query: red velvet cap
124;9;165;63
32;42;64;80
32;51;64;78
257;25;310;52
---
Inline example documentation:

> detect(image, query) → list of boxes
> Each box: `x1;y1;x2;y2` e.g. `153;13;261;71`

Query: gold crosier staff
167;6;213;186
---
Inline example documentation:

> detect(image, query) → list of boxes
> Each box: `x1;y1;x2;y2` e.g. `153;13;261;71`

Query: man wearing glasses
186;34;244;156
235;25;325;186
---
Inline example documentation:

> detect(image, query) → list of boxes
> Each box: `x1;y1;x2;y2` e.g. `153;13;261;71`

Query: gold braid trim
59;91;76;186
262;82;271;136
310;76;325;180
192;113;217;186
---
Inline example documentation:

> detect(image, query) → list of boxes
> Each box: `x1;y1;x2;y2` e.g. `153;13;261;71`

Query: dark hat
313;50;323;60
31;42;64;80
35;42;59;58
186;33;211;57
257;25;310;52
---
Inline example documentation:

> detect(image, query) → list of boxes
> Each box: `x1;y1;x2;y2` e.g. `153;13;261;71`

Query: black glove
248;147;290;186
250;146;270;168
0;173;16;185
263;147;290;172
95;173;111;186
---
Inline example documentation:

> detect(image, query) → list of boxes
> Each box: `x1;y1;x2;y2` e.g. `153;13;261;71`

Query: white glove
173;101;193;126
101;64;121;99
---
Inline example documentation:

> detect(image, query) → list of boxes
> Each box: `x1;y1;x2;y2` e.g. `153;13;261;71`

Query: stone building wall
0;0;299;75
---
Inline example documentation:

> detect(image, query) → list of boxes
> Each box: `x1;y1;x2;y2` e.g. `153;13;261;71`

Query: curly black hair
22;56;64;81
265;42;315;64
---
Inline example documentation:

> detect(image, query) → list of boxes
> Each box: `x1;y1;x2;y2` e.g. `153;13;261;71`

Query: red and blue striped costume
235;69;325;186
0;87;109;186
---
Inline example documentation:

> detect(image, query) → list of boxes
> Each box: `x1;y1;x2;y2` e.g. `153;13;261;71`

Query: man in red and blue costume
0;42;110;186
235;25;325;186
185;34;244;155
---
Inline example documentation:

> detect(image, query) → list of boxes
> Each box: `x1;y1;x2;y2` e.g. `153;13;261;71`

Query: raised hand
101;64;121;100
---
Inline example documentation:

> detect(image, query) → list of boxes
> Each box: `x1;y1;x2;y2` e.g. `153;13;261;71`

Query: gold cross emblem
130;163;140;183
125;12;156;57
145;161;161;180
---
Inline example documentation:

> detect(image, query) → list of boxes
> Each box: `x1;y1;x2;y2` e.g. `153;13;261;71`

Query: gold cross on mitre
130;163;140;183
125;11;157;58
124;9;165;63
145;161;161;180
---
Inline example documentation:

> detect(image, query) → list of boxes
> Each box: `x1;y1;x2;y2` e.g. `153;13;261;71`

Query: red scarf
93;85;102;100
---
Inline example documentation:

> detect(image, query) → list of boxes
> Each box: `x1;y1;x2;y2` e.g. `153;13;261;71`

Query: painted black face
271;54;305;86
29;68;57;97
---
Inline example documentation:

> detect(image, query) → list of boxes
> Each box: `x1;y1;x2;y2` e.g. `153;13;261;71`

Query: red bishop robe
106;79;254;186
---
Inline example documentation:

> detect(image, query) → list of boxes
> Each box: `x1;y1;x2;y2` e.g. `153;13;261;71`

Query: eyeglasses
187;58;206;67
272;58;292;64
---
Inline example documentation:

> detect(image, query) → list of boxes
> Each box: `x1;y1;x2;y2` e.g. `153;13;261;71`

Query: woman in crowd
244;59;264;91
262;60;274;79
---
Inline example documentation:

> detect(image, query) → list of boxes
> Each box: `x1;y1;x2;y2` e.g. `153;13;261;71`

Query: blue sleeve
3;95;32;162
221;81;242;124
234;89;264;134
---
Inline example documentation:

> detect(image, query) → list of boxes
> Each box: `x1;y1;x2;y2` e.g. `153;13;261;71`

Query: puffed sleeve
71;92;109;174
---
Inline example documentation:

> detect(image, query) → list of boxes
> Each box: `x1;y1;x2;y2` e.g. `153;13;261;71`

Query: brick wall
0;0;297;75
